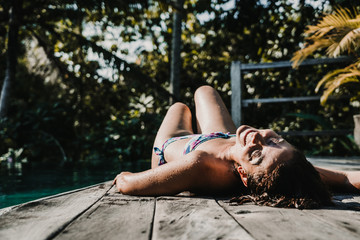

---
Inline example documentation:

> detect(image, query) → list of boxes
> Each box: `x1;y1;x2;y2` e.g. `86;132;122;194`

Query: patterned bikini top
154;132;236;165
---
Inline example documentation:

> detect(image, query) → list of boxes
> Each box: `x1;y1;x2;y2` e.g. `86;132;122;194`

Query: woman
113;86;360;209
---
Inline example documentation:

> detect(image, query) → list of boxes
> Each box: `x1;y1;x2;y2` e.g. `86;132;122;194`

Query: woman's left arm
346;171;360;191
315;167;360;192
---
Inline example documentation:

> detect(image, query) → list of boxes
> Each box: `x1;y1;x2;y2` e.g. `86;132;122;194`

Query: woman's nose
249;132;265;146
261;129;275;138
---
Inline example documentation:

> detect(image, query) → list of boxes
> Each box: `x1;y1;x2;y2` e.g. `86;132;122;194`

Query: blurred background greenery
0;0;359;207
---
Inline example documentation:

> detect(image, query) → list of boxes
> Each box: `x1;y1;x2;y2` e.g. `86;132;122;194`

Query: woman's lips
238;125;256;147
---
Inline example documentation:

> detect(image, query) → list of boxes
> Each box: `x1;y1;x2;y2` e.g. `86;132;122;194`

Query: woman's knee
167;102;191;115
194;85;217;100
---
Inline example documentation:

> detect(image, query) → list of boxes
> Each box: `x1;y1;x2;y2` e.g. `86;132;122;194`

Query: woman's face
234;125;294;176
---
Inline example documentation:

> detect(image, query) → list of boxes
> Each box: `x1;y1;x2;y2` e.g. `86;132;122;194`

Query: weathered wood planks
152;196;253;240
217;199;360;240
53;187;155;240
1;178;360;239
0;182;111;240
308;157;360;171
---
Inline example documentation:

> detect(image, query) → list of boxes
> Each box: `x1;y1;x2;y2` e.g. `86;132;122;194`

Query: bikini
154;132;236;166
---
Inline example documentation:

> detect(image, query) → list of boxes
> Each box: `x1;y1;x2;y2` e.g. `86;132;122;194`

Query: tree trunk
0;0;21;118
169;0;184;104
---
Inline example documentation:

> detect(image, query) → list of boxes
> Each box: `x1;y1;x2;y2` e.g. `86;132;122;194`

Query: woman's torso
159;132;235;163
156;132;245;194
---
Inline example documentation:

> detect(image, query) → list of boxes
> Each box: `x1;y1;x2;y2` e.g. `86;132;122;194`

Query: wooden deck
1;158;360;240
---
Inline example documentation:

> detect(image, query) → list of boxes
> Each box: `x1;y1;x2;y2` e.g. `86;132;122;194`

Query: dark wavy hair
231;149;333;209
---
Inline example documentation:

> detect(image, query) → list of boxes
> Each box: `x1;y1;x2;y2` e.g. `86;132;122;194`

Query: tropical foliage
0;0;359;174
292;7;360;105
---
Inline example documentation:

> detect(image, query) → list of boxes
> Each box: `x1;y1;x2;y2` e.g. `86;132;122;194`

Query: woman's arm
113;151;214;196
315;167;360;193
346;171;360;191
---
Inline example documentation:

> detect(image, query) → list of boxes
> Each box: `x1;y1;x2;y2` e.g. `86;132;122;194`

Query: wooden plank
303;195;360;237
308;157;360;171
53;187;155;240
0;206;13;217
152;196;253;240
0;182;112;240
217;199;360;240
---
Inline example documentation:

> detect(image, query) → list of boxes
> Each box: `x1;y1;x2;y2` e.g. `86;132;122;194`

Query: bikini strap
183;132;236;154
154;135;195;166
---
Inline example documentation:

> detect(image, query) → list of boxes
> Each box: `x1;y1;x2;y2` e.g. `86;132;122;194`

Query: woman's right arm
113;151;214;196
315;167;360;192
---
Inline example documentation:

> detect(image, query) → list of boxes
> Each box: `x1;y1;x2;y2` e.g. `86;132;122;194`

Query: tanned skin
113;86;360;196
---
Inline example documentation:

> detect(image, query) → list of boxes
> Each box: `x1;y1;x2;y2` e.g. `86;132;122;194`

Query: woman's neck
217;140;237;162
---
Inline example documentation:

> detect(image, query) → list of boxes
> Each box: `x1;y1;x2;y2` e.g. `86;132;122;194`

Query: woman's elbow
114;172;135;195
116;183;132;195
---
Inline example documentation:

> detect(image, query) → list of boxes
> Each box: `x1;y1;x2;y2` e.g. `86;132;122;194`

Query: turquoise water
0;166;119;209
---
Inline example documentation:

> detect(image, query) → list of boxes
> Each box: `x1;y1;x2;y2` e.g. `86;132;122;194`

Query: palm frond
320;76;359;104
291;39;332;68
315;68;347;92
292;7;360;68
292;6;360;105
317;60;360;104
317;7;358;29
326;27;360;57
305;25;333;39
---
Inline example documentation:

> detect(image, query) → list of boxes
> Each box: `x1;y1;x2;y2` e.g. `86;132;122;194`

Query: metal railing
230;56;353;136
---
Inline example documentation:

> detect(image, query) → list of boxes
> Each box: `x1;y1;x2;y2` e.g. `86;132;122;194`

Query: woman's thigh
194;86;236;134
151;102;194;168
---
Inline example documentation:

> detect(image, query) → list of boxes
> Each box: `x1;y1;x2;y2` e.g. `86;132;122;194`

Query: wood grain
1;163;359;240
152;196;253;240
0;182;111;240
218;198;360;240
53;187;155;240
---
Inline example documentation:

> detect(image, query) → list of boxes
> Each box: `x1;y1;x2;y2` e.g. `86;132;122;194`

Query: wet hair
231;148;333;209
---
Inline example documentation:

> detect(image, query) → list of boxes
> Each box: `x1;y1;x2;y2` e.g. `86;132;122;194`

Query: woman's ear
237;166;248;187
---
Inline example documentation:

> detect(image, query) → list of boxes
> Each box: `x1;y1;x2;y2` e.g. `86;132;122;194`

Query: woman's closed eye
266;137;283;146
250;149;263;165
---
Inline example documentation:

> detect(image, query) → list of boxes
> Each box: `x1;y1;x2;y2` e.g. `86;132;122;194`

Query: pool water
0;167;118;209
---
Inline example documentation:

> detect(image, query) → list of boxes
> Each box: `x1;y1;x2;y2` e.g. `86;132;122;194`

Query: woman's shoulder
185;150;242;194
184;150;214;162
185;150;234;171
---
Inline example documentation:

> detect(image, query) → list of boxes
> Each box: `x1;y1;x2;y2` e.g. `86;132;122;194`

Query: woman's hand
113;172;133;193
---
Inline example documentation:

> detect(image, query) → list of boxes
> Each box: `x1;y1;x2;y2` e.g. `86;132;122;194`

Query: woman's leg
151;102;194;168
194;85;236;134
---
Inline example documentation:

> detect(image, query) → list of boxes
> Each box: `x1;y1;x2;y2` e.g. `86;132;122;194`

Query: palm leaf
315;68;347;92
326;27;360;57
305;25;333;38
317;61;360;104
320;76;359;104
318;7;357;29
292;7;360;68
292;6;360;105
291;39;332;68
